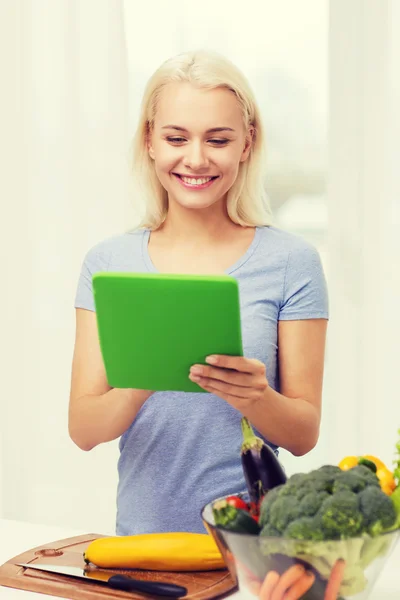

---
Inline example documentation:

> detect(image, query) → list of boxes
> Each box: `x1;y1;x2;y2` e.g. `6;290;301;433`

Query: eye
166;136;230;146
208;139;230;146
166;136;186;144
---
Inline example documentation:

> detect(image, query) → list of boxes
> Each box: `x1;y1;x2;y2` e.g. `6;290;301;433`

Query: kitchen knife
16;563;188;597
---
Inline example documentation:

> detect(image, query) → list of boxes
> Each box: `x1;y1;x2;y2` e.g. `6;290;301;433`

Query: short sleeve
74;243;111;312
279;242;329;320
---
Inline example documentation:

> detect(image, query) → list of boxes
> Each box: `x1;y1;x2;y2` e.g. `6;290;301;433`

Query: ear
146;122;155;160
240;127;254;162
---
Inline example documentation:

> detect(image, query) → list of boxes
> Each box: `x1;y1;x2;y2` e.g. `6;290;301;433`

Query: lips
174;173;218;182
172;173;219;190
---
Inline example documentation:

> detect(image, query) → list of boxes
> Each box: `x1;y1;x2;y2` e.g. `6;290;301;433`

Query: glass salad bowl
201;493;400;600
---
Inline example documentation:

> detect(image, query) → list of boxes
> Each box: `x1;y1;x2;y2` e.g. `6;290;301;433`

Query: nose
183;140;210;171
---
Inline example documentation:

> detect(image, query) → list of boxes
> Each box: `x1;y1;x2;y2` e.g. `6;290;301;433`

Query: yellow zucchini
83;531;225;571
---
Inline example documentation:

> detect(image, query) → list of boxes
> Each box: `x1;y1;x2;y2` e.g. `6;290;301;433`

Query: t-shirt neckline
141;226;263;275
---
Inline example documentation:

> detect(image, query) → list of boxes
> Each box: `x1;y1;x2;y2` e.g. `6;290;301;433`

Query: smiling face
148;83;253;212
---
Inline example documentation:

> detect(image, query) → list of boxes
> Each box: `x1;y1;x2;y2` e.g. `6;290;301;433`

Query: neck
157;197;241;242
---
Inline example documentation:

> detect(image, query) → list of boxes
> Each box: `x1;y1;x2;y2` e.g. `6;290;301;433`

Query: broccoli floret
286;472;307;485
290;483;316;501
268;496;302;533
350;465;380;487
284;516;324;541
299;491;330;517
317;464;342;478
259;485;283;527
359;485;397;534
260;523;281;537
278;470;332;501
278;473;312;500
313;465;342;493
319;491;363;539
373;481;400;534
265;484;285;503
281;465;340;497
259;464;396;542
332;469;369;494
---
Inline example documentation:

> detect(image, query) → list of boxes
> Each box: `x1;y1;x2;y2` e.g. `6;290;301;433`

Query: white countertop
0;518;398;599
0;519;249;599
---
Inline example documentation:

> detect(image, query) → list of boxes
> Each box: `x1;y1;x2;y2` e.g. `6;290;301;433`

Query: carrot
270;565;305;600
283;571;316;600
324;559;346;600
259;570;280;600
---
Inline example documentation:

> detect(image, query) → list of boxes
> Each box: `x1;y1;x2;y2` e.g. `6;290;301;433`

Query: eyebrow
161;125;235;133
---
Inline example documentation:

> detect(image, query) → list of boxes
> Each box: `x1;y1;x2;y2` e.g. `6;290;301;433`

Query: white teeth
181;176;213;186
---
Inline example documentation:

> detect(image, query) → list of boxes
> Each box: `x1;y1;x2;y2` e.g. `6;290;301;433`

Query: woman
69;50;329;536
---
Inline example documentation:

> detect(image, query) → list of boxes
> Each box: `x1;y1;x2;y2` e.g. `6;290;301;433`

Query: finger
283;571;315;600
271;565;305;600
190;365;261;388
259;571;280;600
195;383;256;407
324;559;346;600
206;355;266;375
195;379;255;400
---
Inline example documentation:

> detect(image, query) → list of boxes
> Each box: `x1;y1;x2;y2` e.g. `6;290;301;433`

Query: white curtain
326;0;400;467
282;0;400;477
1;0;399;530
2;0;136;531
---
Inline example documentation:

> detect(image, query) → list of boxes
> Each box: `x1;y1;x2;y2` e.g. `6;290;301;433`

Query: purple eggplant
240;417;287;505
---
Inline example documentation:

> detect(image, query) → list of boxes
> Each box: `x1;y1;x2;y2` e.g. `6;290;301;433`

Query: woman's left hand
189;355;269;407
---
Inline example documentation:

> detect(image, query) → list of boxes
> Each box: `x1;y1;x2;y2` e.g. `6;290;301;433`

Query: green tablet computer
92;272;243;393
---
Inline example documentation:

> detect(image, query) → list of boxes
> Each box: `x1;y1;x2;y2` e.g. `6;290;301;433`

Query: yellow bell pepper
338;454;395;495
338;456;359;471
376;468;396;495
362;454;387;471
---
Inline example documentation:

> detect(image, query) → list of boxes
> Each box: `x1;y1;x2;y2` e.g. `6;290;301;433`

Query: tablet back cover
92;272;243;392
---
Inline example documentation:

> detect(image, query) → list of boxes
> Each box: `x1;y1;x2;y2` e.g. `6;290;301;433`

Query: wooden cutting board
0;534;238;599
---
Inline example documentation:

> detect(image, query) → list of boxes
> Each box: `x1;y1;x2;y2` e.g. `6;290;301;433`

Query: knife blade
16;563;188;597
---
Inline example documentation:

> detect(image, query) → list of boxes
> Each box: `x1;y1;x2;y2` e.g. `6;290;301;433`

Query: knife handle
108;574;187;597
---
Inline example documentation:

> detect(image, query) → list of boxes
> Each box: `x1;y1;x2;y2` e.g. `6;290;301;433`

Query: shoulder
255;225;324;274
257;225;320;256
81;228;147;272
259;228;329;318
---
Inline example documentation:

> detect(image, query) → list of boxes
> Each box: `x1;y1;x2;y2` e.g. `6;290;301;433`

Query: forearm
68;388;152;451
241;387;320;457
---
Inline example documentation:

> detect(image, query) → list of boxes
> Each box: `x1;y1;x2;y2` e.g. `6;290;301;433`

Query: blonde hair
131;50;273;229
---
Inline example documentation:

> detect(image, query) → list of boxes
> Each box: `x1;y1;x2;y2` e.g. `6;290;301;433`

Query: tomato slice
225;495;249;511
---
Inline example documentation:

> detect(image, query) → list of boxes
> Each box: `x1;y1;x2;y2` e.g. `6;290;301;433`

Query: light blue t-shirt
74;225;329;535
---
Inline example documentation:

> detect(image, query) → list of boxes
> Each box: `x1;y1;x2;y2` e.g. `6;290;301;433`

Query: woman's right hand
68;308;153;450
